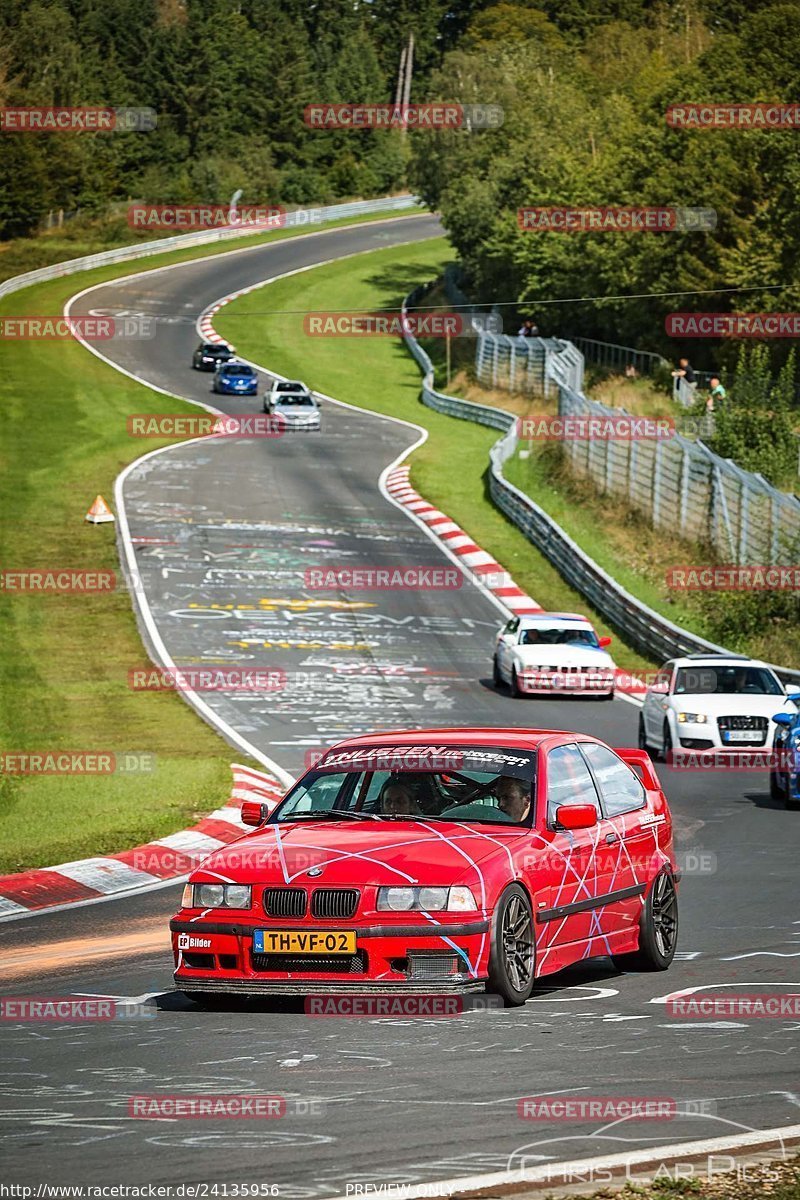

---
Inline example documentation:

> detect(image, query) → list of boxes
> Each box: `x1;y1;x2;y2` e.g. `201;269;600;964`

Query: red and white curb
385;466;644;702
0;764;285;920
198;294;240;345
385;466;543;615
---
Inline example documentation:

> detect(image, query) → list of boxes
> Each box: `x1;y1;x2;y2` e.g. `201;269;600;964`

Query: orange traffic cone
85;494;115;524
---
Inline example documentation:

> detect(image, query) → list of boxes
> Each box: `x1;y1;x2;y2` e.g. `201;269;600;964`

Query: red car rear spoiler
613;748;661;792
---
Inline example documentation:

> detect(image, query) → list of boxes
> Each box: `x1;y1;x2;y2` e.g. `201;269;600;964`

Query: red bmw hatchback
171;728;679;1006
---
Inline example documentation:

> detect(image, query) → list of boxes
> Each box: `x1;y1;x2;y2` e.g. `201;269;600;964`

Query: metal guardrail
475;332;800;567
573;335;669;378
475;331;584;396
402;285;800;684
0;194;421;302
557;384;800;566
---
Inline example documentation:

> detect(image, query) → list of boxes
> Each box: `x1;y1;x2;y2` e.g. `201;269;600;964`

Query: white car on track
264;378;310;413
638;653;800;758
271;390;321;431
493;612;616;699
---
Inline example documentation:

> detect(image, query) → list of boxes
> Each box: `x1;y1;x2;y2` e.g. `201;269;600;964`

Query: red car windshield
273;746;536;826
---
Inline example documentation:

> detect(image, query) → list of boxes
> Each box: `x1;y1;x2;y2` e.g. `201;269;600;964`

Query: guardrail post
679;445;690;535
652;440;664;526
712;462;737;559
738;477;750;565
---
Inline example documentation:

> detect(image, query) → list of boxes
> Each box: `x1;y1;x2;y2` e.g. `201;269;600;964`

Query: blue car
212;361;258;396
770;707;800;808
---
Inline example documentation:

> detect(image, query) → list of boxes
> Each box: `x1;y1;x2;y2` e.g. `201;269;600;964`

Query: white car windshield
519;627;598;647
674;665;783;696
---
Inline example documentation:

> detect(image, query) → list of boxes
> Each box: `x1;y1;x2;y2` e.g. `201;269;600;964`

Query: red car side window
546;745;602;826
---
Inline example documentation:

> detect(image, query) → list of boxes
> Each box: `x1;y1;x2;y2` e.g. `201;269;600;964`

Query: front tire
510;669;523;699
488;884;535;1006
661;721;673;763
613;870;678;972
770;770;785;801
492;656;503;689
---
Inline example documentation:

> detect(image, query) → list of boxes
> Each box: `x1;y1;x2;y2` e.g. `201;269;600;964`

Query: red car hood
193;819;526;888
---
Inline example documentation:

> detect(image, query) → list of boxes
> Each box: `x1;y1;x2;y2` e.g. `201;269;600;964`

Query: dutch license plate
724;730;757;742
253;929;356;955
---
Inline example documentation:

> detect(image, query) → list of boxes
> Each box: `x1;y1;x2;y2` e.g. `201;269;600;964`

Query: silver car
272;391;321;432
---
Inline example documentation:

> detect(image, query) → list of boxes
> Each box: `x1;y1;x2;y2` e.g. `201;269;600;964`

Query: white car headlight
677;712;708;724
377;886;477;912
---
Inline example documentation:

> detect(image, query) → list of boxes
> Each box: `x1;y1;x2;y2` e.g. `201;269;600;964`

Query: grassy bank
213;243;654;678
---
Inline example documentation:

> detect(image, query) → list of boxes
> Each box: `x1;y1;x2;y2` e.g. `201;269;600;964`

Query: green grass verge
0;207;422;873
213;241;655;678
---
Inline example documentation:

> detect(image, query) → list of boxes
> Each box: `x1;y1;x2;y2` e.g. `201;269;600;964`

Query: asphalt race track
2;214;799;1192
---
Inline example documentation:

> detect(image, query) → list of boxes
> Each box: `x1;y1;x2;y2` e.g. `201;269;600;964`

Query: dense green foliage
409;0;800;380
708;345;798;484
0;0;439;235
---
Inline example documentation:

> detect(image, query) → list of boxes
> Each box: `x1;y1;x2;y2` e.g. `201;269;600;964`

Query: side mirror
555;803;598;830
772;713;793;727
598;636;612;648
241;800;270;827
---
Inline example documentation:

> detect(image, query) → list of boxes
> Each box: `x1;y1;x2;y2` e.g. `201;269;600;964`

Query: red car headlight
182;883;252;910
377;886;477;913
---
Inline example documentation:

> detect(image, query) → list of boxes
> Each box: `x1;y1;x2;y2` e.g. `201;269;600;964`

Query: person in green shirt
706;376;727;411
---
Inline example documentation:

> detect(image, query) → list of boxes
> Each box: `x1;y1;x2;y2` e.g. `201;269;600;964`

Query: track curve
2;215;799;1192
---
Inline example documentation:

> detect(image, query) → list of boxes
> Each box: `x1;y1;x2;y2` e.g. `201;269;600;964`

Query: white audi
639;654;799;758
493;613;616;699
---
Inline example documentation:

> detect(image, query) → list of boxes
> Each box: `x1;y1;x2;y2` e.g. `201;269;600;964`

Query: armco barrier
0;194;420;302
402;283;800;685
477;332;800;565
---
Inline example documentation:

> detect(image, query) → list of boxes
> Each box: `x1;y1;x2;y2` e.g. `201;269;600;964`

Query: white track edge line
324;1124;800;1200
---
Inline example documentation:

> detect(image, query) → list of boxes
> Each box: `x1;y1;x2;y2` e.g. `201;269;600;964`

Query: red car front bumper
171;916;491;995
